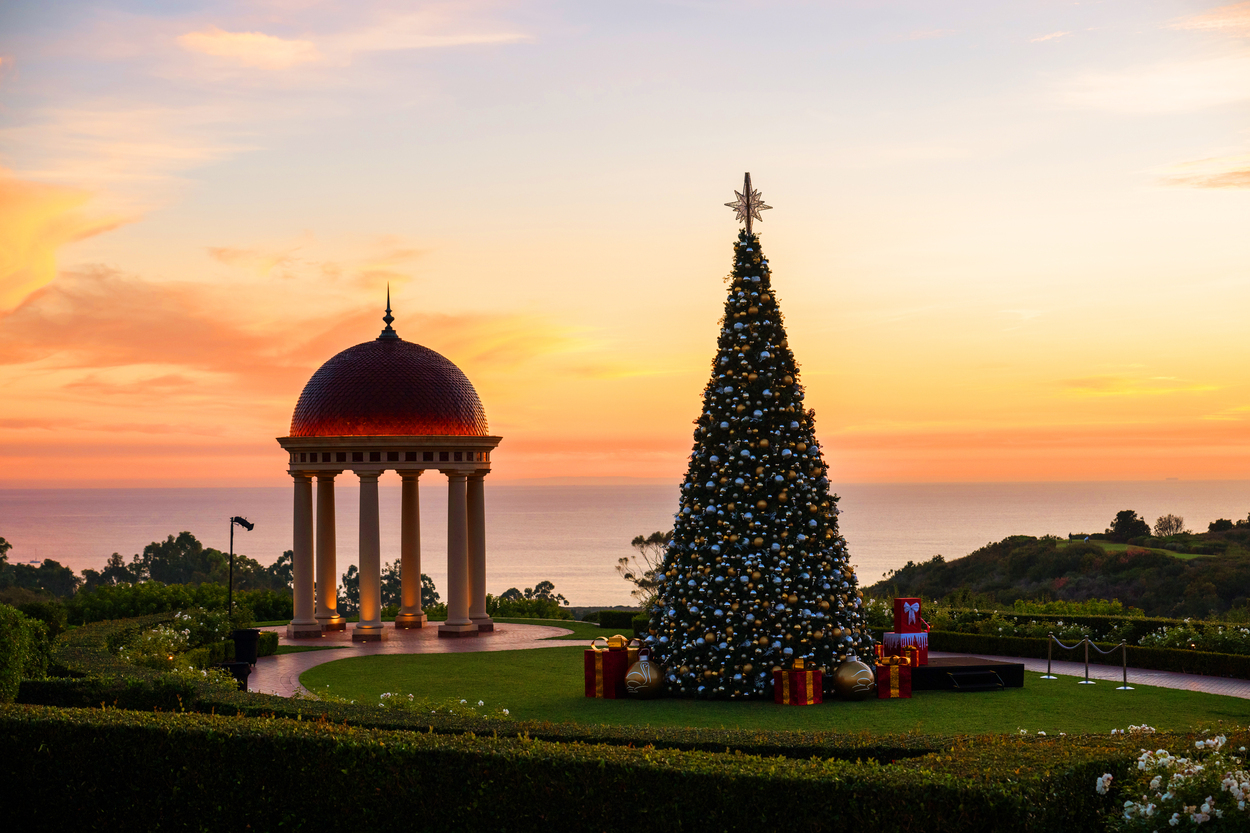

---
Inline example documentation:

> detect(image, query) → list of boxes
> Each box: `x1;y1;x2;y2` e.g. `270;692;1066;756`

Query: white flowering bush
1102;734;1250;830
117;623;192;668
1138;622;1250;657
170;609;234;648
861;597;893;630
115;608;238;670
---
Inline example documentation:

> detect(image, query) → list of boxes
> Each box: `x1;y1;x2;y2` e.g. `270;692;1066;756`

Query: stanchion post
1040;632;1058;679
1116;640;1134;690
1079;637;1096;684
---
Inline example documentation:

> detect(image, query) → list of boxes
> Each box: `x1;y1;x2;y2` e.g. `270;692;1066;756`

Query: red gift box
584;646;629;699
893;597;928;634
883;632;928;665
773;660;823;706
876;663;912;699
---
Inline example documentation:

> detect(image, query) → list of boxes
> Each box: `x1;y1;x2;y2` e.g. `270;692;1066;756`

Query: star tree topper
724;172;772;234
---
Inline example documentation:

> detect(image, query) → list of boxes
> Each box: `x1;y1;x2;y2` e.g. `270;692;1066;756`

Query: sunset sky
1;0;1248;487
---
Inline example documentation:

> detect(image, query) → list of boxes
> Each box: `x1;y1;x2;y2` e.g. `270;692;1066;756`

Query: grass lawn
300;645;1250;735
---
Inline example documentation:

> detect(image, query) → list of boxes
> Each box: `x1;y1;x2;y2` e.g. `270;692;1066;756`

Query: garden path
246;627;1250;701
930;651;1250;700
248;623;576;697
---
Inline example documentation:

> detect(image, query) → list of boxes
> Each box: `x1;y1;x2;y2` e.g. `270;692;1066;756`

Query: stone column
467;471;492;632
287;472;321;638
353;470;386;642
394;471;427;628
315;472;345;632
439;471;477;637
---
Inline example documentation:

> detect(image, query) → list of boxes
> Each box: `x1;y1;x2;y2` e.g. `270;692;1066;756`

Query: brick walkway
929;651;1250;700
248;623;578;697
246;626;1250;701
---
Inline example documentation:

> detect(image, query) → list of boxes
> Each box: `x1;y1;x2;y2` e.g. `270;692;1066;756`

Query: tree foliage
1154;514;1187;537
1106;510;1151;543
617;531;670;607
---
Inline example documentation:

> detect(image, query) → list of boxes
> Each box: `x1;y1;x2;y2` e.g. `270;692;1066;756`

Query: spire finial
725;172;772;235
379;284;399;340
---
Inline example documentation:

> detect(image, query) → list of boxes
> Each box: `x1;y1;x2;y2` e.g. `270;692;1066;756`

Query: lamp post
229;516;255;617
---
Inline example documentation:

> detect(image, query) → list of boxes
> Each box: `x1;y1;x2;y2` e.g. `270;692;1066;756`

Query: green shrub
632;613;650;637
0;704;1164;832
66;582;228;625
258;631;278;657
487;595;572;620
236;588;292;621
579;610;601;623
182;640;235;669
0;605;32;703
16;600;68;637
597;609;639;630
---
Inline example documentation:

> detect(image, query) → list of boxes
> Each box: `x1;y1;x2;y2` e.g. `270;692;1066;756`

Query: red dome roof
290;336;488;437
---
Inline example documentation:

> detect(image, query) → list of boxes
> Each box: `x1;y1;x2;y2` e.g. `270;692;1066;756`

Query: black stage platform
912;657;1025;692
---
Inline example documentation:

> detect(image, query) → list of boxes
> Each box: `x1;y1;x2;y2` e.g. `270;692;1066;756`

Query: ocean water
2;481;1248;607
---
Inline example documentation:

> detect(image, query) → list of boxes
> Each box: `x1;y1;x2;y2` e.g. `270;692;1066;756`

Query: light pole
229;516;255;617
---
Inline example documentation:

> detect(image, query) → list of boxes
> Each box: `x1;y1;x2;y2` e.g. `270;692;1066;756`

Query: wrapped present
876;661;912;699
585;639;630;699
883;632;928;665
893;597;929;634
773;658;823;706
627;638;642;668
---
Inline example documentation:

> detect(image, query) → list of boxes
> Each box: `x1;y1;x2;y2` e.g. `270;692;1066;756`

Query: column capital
396;469;423;480
315;470;343;480
290;471;315;482
468;469;489;479
356;470;382;482
441;470;469;480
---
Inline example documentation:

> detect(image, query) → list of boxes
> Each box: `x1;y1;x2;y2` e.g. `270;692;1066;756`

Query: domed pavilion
277;298;502;641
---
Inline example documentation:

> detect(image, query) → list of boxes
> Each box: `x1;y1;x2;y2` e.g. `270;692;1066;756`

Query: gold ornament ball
625;658;664;699
832;660;877;701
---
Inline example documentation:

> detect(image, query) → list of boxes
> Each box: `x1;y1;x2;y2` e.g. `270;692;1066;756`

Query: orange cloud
1158;154;1250;188
1172;3;1250;35
0;170;128;312
178;27;322;70
0;261;600;484
1061;376;1219;397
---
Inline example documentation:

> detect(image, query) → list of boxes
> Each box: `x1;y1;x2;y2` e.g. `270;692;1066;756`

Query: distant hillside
866;529;1250;619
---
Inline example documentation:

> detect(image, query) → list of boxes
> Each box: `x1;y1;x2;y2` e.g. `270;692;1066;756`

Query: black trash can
216;661;251;691
232;628;261;666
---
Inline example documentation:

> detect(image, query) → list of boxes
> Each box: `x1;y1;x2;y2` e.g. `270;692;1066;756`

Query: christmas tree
645;174;873;699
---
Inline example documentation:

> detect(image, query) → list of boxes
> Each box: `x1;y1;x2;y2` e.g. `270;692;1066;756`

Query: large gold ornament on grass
832;660;876;700
625;647;664;699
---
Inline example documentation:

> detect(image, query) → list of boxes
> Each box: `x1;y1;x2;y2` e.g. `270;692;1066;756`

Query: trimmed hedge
182;639;234;669
258;630;278;657
48;613;175;679
633;612;650;636
597;609;640;630
929;631;1250;679
0;604;49;703
0;704;1144;832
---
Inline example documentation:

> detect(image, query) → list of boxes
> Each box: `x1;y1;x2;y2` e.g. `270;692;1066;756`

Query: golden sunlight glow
0;171;127;312
178;27;322;70
0;2;1247;486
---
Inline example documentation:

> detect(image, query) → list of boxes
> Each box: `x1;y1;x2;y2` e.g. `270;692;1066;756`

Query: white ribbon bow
903;601;920;624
